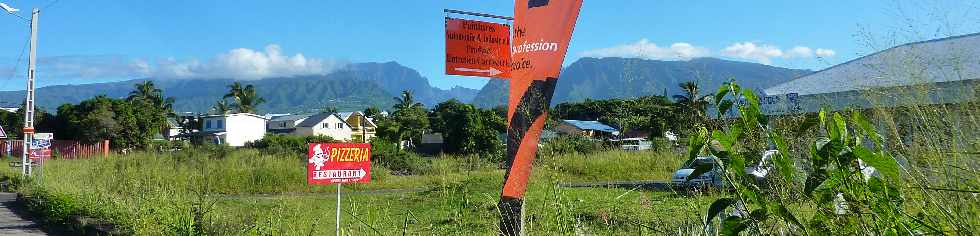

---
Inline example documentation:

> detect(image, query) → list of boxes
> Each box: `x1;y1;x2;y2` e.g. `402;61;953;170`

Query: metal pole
443;9;513;20
336;183;342;236
21;8;38;177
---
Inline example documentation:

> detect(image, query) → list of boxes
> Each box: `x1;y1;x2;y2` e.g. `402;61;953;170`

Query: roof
203;112;269;120
562;120;619;133
270;114;310;122
766;32;980;96
166;118;180;128
296;113;350;128
337;111;377;127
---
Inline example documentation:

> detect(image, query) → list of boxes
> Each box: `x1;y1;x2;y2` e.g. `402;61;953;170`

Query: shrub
245;134;337;155
538;135;611;156
370;139;431;175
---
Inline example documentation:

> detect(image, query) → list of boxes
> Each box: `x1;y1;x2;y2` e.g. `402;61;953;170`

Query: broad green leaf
794;112;820;135
686;161;715;182
712;130;733;150
717;100;735;118
776;205;805;233
833;113;848;144
749;208;768;221
853;146;900;182
705;198;735;227
851;112;883;147
769;131;796;181
804;170;828;197
811;137;831;169
688;126;709;162
715;84;731;106
721;216;749;236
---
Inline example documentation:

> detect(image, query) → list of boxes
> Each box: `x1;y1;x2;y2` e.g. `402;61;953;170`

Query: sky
0;0;979;92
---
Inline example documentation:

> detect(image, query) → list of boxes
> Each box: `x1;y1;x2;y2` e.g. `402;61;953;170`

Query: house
199;113;268;147
338;111;377;142
293;113;353;141
266;114;309;134
163;118;184;140
556;120;620;139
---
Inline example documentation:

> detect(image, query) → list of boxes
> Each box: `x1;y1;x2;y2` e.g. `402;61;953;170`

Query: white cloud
141;44;345;80
786;46;814;58
581;39;710;60
815;48;836;57
720;42;836;64
720;42;784;64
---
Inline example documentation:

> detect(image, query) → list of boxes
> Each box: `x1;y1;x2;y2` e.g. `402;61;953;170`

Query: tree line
0;81;266;150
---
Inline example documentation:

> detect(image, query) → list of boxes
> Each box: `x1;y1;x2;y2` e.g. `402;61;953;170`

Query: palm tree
234;84;266;114
224;82;244;101
128;81;163;105
393;90;422;111
673;81;711;118
212;99;231;115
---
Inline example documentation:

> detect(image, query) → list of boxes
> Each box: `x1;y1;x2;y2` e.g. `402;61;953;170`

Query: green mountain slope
472;57;812;108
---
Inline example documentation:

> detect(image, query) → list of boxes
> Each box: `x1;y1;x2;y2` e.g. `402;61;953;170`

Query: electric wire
0;35;30;107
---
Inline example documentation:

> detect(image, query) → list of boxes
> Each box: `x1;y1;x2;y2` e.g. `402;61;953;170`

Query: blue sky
0;0;978;91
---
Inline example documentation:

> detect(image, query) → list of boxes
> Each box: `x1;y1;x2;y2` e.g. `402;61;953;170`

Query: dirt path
0;192;49;236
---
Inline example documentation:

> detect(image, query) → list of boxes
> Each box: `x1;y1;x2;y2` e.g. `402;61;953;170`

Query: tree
389;90;428;145
212;99;232;115
363;106;382;118
429;99;505;156
673;81;711;124
223;82;265;114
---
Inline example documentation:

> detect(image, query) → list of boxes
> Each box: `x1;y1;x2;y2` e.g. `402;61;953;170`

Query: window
336;123;343;129
216;120;224;129
323;123;329;129
205;120;212;129
280;121;287;128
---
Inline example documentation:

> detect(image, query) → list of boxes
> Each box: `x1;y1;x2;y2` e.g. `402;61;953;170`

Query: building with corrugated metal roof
763;33;980;114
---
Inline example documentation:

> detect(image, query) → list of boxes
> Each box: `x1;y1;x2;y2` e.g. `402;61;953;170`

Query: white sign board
0;126;5;138
33;133;53;140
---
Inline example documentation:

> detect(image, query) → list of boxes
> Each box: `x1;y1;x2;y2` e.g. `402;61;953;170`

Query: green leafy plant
687;79;933;235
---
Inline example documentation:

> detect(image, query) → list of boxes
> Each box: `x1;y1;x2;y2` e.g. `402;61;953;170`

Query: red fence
0;140;109;160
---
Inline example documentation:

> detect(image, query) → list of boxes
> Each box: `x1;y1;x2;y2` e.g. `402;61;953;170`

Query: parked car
671;155;725;189
672;150;779;190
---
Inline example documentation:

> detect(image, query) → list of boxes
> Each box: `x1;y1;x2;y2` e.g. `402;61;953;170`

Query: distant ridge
471;57;811;108
0;62;480;114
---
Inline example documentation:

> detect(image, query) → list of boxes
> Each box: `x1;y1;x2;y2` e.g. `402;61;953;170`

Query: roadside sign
0;126;5;138
445;18;511;78
307;143;371;184
22;127;33;134
31;139;50;149
33;132;53;140
29;149;50;159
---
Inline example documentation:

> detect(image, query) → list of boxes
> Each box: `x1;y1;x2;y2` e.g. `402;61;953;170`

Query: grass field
1;148;717;235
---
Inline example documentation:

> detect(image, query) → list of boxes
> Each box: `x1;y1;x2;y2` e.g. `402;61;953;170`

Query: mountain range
0;62;479;114
471;57;811;108
0;57;810;114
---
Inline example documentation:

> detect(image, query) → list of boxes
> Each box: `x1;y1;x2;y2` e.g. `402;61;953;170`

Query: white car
672;156;725;189
672;150;779;190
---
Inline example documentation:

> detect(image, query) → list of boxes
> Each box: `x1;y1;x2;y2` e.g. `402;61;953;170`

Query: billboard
307;143;371;184
445;18;511;78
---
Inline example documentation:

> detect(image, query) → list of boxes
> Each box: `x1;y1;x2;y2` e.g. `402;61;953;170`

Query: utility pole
21;8;38;177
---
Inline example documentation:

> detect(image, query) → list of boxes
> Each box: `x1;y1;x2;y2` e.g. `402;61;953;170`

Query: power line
41;0;60;11
1;35;31;93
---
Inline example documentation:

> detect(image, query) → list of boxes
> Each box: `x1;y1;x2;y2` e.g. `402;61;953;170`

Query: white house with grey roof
267;114;309;134
763;33;980;114
293;113;353;141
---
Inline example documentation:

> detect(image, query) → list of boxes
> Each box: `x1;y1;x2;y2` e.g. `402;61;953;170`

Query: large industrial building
762;33;980;114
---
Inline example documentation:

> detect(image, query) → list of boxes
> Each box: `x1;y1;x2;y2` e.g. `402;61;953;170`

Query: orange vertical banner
499;0;583;235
